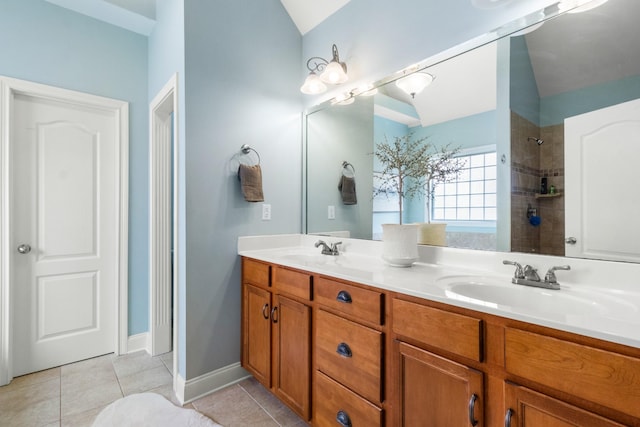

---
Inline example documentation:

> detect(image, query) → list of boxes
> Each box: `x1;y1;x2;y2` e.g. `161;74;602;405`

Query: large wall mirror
305;0;640;263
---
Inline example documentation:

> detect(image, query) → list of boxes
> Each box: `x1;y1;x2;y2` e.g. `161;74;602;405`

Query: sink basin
269;249;380;273
279;253;330;265
436;275;638;320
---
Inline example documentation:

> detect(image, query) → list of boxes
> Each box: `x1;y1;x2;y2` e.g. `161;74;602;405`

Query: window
431;146;497;225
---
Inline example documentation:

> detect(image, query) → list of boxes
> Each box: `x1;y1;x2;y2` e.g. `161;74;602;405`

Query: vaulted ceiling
44;0;349;36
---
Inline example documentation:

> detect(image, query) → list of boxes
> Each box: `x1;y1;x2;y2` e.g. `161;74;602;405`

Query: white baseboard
126;332;149;354
175;362;250;404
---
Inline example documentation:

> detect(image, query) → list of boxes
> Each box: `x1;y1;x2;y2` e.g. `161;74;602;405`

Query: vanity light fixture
332;92;355;106
300;44;348;95
558;0;608;13
356;83;378;97
395;72;434;98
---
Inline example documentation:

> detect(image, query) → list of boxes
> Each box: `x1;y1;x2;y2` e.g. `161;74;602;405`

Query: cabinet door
398;342;484;427
273;294;311;420
504;383;626;427
242;283;272;387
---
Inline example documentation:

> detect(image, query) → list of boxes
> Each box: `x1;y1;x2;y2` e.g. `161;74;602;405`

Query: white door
565;98;640;262
11;91;119;376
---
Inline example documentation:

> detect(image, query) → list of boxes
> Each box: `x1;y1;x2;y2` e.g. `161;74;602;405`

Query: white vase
381;223;419;267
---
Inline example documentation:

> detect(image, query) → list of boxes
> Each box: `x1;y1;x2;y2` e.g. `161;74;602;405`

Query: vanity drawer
315;277;383;325
505;328;640;419
242;258;270;288
272;267;312;301
313;371;382;427
316;309;383;403
392;298;483;362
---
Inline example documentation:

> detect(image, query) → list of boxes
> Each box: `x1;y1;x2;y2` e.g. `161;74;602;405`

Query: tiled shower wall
539;123;565;256
510;112;565;256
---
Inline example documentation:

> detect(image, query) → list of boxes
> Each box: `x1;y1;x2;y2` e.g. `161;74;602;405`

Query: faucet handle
544;265;571;284
503;260;524;279
330;241;342;251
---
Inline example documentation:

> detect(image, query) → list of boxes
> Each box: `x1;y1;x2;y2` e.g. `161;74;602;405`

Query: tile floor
0;351;306;427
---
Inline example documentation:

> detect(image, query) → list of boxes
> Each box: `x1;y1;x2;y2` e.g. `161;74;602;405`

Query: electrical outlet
262;204;271;220
328;205;335;220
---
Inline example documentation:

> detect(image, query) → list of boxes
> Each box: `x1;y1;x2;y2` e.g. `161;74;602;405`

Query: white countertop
238;234;640;349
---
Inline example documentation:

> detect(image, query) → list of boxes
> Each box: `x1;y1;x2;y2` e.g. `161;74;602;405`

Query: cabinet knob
468;394;479;426
336;290;352;304
336;410;352;427
505;408;514;427
336;342;353;358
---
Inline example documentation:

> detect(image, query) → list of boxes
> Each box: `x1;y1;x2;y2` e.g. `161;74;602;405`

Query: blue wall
540;74;640;126
510;36;540;125
182;0;302;378
148;0;187;376
510;34;640;127
0;0;149;335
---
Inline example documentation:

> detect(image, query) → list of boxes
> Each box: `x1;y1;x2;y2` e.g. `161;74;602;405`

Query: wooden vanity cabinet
392;297;485;426
313;276;385;427
398;342;484;426
242;259;272;387
504;383;626;427
241;259;312;421
242;257;640;426
503;327;640;426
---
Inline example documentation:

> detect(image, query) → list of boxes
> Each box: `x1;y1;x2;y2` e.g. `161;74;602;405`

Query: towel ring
240;144;261;165
342;161;355;173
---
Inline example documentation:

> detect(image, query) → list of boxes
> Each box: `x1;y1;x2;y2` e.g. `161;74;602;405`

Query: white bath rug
92;392;222;427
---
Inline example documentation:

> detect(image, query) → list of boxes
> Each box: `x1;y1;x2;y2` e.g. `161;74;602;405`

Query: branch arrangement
374;133;465;223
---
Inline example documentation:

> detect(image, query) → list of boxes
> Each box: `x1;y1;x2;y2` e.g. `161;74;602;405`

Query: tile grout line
237;382;284;427
111;357;126;398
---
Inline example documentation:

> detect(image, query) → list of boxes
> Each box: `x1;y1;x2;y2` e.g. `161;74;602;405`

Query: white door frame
0;76;129;385
148;74;179;381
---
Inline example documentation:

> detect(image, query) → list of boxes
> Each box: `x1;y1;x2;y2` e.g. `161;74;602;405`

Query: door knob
17;244;31;254
565;237;577;245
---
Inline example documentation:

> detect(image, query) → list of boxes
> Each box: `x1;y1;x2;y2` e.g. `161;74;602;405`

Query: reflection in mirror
304;0;640;262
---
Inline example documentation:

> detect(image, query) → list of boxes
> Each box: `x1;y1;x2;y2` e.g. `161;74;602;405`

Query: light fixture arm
305;44;347;74
306;56;330;74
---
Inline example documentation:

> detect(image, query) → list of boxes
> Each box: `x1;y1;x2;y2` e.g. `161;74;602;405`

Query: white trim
175;363;250;405
147;74;181;399
126;333;150;354
149;75;177;357
0;76;129;385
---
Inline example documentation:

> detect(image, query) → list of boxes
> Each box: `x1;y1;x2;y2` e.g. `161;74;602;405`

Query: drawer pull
504;408;513;427
270;306;278;324
261;303;270;320
336;342;353;358
336;410;352;427
468;394;479;427
336;290;352;304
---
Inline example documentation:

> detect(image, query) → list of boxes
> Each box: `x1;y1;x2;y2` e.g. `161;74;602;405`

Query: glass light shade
395;72;434;98
300;72;327;95
320;61;348;84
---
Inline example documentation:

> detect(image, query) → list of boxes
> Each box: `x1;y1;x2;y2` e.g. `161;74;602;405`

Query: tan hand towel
338;175;357;205
238;164;264;202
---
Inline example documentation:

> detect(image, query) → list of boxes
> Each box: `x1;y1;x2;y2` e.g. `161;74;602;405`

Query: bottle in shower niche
540;177;547;194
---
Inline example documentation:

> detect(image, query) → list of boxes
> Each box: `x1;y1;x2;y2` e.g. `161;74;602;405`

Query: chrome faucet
503;260;569;290
315;240;342;256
